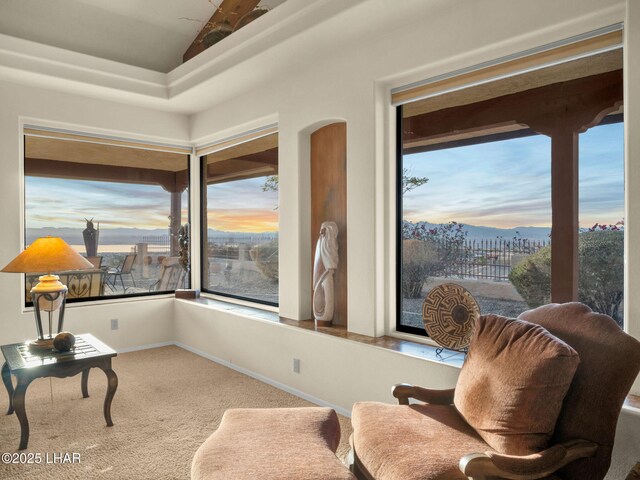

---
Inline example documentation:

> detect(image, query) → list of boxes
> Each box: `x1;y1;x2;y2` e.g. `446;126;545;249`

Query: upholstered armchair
350;303;640;480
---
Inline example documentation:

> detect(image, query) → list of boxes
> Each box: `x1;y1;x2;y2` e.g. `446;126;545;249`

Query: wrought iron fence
438;238;548;281
141;235;170;254
207;235;278;260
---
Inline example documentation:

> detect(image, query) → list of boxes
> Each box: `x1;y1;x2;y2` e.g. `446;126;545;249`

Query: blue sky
403;122;624;229
25;123;622;233
578;123;625;227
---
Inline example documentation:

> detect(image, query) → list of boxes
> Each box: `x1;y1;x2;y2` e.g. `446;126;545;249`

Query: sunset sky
26;173;277;234
206;177;278;233
403;122;624;229
25;179;188;230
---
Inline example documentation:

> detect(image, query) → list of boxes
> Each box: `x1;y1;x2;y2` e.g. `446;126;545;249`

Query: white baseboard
174;341;352;418
117;341;174;354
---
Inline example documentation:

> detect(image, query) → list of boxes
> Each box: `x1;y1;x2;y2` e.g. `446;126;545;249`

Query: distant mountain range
461;224;550;241
28;224;548;245
26;227;171;245
26;227;278;245
404;221;551;242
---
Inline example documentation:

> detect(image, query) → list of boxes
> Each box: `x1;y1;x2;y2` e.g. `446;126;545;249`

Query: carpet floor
0;346;353;479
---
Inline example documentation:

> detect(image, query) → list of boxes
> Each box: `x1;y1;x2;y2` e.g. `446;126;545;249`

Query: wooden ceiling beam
183;0;261;63
403;70;623;144
205;147;278;168
25;158;189;193
206;166;276;185
231;150;278;166
206;158;276;178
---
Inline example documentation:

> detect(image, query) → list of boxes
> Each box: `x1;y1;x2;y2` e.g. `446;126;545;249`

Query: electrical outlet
293;358;300;374
110;318;119;330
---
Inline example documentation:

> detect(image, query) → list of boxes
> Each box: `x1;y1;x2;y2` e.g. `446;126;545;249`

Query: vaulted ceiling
0;0;286;72
0;0;414;114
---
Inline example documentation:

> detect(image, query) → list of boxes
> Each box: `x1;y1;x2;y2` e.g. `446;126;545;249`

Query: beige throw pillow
454;314;580;455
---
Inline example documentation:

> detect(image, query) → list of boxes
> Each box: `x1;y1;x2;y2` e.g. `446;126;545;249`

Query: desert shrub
578;230;623;323
402;239;441;298
208;243;239;260
250;240;279;281
509;231;623;326
508;246;551;309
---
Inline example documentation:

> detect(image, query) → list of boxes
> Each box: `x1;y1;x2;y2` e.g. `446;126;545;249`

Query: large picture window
24;130;190;304
200;132;278;306
397;47;624;335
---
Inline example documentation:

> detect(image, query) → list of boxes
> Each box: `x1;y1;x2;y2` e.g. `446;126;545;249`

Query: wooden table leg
81;368;90;398
13;377;32;450
2;362;14;415
102;368;118;427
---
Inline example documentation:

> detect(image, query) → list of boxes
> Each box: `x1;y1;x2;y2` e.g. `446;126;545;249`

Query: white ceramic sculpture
313;221;339;325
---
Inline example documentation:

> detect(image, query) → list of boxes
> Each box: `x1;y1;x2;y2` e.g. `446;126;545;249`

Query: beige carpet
0;346;353;479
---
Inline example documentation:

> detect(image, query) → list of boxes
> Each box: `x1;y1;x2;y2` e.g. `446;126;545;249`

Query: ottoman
191;407;355;480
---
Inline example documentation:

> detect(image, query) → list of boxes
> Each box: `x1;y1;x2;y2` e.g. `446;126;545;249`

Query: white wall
174;300;461;414
0;79;188;349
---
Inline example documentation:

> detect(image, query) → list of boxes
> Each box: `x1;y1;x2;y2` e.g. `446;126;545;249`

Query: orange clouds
207;209;278;233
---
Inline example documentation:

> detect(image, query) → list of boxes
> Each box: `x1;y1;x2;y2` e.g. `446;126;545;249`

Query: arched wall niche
309;121;348;327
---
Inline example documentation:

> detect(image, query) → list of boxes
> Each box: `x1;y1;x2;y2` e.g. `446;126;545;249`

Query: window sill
198;292;278;313
22;292;175;314
388;329;443;348
183;296;279;321
177;296;465;368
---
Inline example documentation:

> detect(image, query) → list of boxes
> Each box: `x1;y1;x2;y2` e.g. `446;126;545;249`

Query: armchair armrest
391;383;456;405
459;439;599;480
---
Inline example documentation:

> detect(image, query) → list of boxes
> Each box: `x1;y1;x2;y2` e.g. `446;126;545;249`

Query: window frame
395;93;624;336
198;138;279;308
395;105;426;336
21;129;191;308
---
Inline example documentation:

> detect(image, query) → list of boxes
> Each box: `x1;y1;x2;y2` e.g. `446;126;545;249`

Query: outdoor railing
207;235;278;261
439;238;548;281
141;235;170;254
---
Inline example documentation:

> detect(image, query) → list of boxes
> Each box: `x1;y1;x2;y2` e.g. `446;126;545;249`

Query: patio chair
149;256;184;292
350;303;640;480
86;255;103;269
105;253;137;291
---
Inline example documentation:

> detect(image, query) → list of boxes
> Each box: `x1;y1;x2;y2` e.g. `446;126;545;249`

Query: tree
261;169;428;194
262;175;278;192
401;168;428;195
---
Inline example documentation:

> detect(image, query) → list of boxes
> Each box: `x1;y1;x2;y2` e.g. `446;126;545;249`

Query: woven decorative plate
422;283;480;350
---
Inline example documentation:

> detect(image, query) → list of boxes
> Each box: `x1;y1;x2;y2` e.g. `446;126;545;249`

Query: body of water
70;244;137;254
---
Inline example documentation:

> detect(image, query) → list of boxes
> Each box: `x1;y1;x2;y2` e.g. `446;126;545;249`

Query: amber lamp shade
1;237;94;351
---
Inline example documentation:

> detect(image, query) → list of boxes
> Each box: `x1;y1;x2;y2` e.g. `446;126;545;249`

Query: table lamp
1;236;94;350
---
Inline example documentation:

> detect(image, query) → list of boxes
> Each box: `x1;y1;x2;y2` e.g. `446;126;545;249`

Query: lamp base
28;336;55;352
